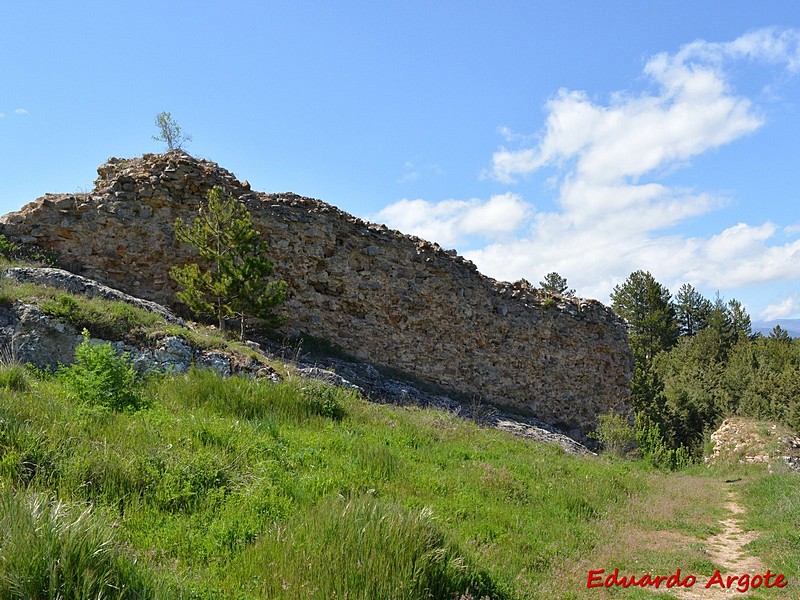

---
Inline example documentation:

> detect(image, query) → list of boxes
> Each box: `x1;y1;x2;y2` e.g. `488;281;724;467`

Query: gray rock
197;350;232;377
1;304;82;370
295;366;363;392
288;353;593;456
2;267;184;325
0;298;278;382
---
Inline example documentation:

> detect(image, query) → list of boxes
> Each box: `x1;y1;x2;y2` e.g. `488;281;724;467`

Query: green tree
674;283;711;337
539;272;575;296
654;331;726;451
153;111;192;151
727;298;752;342
610;270;677;365
769;324;791;343
170;186;287;339
611;271;679;436
707;292;733;336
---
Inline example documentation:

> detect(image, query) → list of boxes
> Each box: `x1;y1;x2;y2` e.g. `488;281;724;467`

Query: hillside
2;152;800;599
1;332;798;598
1;256;799;598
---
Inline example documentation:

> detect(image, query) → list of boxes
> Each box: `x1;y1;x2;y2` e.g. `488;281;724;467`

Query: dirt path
675;488;765;599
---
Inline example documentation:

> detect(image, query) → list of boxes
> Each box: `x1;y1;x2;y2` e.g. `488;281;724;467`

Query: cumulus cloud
371;29;800;314
761;295;800;321
489;31;788;186
373;192;530;248
470;28;800;305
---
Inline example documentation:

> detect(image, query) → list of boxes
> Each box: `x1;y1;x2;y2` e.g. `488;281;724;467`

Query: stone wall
0;150;632;441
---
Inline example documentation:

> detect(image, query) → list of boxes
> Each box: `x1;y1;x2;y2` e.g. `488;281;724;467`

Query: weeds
0;366;30;392
230;495;506;599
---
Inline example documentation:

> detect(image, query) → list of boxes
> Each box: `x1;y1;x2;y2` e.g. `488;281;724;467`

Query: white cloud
491;45;767;186
397;171;419;184
371;29;800;314
467;28;800;304
373;192;530;248
14;108;28;115
761;295;800;321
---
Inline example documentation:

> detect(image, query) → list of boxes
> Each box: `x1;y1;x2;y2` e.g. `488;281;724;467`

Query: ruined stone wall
0;151;632;440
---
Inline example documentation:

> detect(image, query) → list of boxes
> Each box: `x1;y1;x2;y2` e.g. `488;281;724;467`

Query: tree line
608;269;799;456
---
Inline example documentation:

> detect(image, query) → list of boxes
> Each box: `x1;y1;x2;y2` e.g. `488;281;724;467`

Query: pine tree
610;270;677;365
727;298;752;342
674;283;711;337
539;271;575;296
611;270;678;428
153;111;192;151
170;186;287;339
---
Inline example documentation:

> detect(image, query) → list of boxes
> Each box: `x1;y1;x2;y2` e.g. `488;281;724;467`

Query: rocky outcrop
706;418;800;473
3;266;184;325
0;151;633;441
0;268;279;380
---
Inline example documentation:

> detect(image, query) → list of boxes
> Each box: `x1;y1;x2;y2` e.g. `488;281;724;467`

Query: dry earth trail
549;473;793;599
674;486;767;599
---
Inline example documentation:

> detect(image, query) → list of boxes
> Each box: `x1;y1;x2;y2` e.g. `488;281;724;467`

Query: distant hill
752;318;800;338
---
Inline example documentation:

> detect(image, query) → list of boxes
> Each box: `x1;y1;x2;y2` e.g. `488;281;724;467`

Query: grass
740;465;800;585
0;489;160;599
1;266;798;598
0;363;798;598
0;364;649;599
227;496;503;599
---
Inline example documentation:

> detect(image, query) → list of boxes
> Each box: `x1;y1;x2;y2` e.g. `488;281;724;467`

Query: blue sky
3;1;800;320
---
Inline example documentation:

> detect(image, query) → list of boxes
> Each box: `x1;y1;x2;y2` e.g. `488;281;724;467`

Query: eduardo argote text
587;567;787;593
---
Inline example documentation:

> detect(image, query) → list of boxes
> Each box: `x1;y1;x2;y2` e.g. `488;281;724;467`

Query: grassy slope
1;267;798;599
0;367;634;598
2;365;797;599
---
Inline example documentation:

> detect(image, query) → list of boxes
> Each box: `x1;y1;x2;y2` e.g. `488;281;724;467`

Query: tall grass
229;495;505;599
0;490;158;599
741;469;800;581
153;368;353;422
0;365;30;392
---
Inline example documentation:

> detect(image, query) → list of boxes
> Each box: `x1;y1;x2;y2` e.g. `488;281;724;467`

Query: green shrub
591;412;637;457
0;234;14;259
592;412;692;470
0;233;55;265
635;413;692;471
57;330;145;411
302;381;346;420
